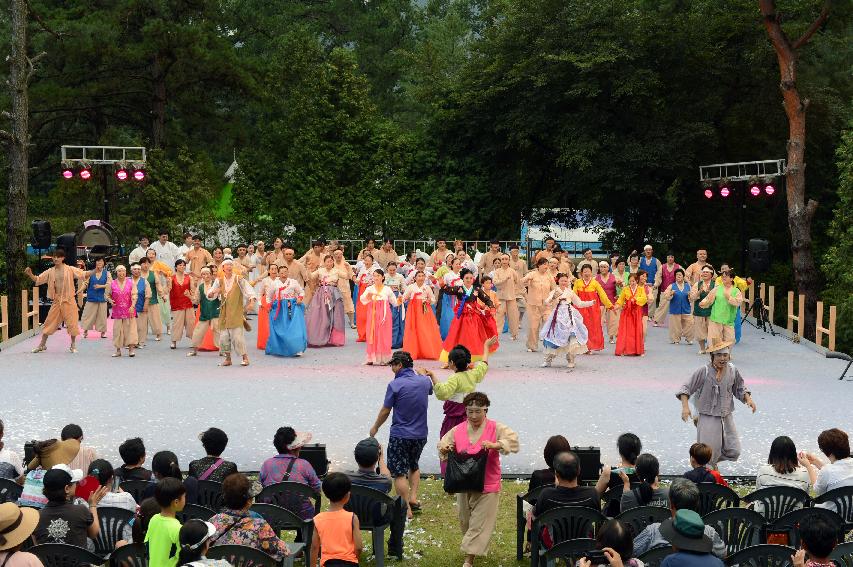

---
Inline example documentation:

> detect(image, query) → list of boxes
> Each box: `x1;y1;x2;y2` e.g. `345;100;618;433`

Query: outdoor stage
1;318;849;476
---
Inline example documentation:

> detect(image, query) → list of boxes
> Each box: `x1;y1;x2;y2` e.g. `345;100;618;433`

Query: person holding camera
578;519;642;567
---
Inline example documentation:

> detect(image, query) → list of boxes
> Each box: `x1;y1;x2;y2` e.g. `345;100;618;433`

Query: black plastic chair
724;543;797;567
251;502;313;563
195;479;224;510
814;486;853;524
256;481;321;516
697;482;740;517
0;478;23;504
92;506;135;557
30;543;105;567
118;480;151;504
108;542;147;567
766;508;845;549
704;507;766;556
542;537;596;567
207;544;279;567
742;486;811;521
344;484;404;566
829;541;853;567
637;546;673;567
530;505;608;567
517;484;548;560
176;502;216;523
616;506;670;538
600;485;624;517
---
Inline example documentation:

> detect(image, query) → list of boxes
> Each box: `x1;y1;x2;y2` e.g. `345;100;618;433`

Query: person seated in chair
529;435;572;493
114;437;152;483
633;478;725;559
791;514;839;567
683;443;727;487
659;510;724;567
259;427;321;520
579;519;643;567
188;427;239;483
800;428;853;510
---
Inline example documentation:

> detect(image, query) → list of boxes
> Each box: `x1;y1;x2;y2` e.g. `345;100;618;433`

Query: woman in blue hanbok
265;267;307;357
540;274;595;369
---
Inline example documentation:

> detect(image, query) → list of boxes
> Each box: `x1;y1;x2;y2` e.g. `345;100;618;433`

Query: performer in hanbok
638;271;653;337
439;269;499;365
429;239;450;268
615;272;647;356
492;254;522;341
700;267;744;348
540;274;595;368
301;239;326;305
206;257;257;367
168;259;196;349
78;257;111;339
332;248;356;329
188;267;220;357
663;268;694;345
354;254;376;342
266;265;307;357
689;265;716;354
405;257;434;286
572;264;613;352
146;248;173;335
639;245;662;325
653;253;682;324
613;257;628;298
714;263;750;345
137;257;163;345
357;238;378;261
129;264;149;349
522;258;557;352
264;237;286;269
437;258;463;340
384;262;406;349
254;264;279;350
306;255;346;348
401;270;442;360
595;261;619;344
677;339;757;467
359;269;399;365
105;265;140;357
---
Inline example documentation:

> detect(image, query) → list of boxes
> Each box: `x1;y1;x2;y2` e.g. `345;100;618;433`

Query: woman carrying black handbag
438;391;519;567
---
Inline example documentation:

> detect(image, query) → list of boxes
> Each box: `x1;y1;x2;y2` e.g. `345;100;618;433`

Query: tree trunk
151;53;168;149
3;0;32;337
760;0;829;340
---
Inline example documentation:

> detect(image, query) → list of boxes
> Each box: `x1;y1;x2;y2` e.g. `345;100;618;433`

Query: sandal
409;501;422;512
31;345;47;353
186;351;197;357
219;358;232;367
240;358;249;366
112;352;121;357
170;342;176;349
69;346;78;353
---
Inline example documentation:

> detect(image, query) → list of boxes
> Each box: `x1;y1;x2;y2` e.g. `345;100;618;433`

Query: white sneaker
540;360;551;368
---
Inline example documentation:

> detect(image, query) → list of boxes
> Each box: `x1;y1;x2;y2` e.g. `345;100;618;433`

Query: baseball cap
354;438;381;465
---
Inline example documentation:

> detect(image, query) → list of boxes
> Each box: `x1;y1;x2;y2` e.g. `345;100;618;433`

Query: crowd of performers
24;232;753;370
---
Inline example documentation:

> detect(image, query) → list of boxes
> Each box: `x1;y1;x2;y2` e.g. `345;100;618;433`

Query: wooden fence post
787;291;805;339
767;285;775;323
20;287;40;334
0;296;8;343
815;301;837;352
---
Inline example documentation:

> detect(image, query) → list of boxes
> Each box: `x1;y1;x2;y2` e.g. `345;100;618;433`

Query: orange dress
194;307;218;351
256;277;275;349
401;284;442;360
355;270;373;342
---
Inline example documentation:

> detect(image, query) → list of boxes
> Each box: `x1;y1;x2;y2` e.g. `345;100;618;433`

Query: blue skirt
439;293;455;340
735;306;742;343
391;293;404;349
266;298;307;357
352;283;360;318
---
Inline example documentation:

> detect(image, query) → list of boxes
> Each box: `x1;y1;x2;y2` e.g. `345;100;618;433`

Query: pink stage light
116;169;128;181
720;187;730;198
62;168;73;179
765;184;775;195
750;184;761;196
133;169;145;181
704;189;713;199
79;168;92;180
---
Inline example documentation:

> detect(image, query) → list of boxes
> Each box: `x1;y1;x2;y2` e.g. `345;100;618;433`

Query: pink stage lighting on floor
720;186;730;197
79;168;92;180
704;189;713;199
765;184;775;195
750;184;761;196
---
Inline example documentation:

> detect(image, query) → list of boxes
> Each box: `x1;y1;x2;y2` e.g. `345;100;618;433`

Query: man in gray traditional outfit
677;338;757;467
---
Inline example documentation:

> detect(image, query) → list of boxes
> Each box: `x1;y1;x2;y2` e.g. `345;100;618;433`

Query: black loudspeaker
749;239;770;273
571;446;602;483
300;444;330;477
55;233;77;266
31;220;52;249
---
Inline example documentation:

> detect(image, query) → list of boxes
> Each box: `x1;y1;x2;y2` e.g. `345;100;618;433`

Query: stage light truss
61;145;146;166
699;159;786;183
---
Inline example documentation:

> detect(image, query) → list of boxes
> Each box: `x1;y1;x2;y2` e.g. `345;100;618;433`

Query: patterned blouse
258;454;322;519
208;508;290;560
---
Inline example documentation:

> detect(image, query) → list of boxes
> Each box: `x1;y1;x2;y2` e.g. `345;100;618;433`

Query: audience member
87;459;136;546
633;478;725;559
258;427;321;520
369;350;433;519
33;465;108;547
579;519;642;567
0;420;24;481
535;452;600;518
208;473;290;560
177;519;230;567
144;478;186;567
310;473;363;567
683;443;727;486
800;428;853;509
115;437;152;482
128;497;160;546
19;439;82;509
620;453;668;511
0;503;41;567
62;424;97;473
529;435;572;492
188;428;239;483
754;436;810;503
143;451;198;504
596;433;641;515
791;514;839;567
659;509;724;567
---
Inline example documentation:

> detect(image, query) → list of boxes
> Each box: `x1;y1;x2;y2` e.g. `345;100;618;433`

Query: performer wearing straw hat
677;338;757;467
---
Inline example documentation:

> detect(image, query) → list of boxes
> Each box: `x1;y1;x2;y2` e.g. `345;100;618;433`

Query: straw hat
287;431;313;451
0;503;39;551
27;438;80;471
706;338;735;354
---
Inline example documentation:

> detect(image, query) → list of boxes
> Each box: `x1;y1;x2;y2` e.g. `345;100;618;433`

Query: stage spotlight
62;168;74;179
750;184;761;196
720;187;730;198
79;167;92;180
132;165;146;181
704;189;713;199
764;184;775;195
116;168;128;181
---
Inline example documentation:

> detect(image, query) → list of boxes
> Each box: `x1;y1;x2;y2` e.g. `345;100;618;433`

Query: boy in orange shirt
310;473;363;567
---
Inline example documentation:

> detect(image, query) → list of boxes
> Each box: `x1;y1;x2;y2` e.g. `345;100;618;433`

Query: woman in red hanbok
572;264;614;352
615;272;648;356
438;269;499;364
255;263;279;349
401;270;442;360
355;254;376;342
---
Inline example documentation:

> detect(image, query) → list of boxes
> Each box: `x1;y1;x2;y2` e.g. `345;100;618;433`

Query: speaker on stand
31;220;52;250
748;239;770;274
55;233;78;267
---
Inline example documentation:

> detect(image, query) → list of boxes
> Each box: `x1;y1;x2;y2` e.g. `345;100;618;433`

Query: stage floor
1;316;849;476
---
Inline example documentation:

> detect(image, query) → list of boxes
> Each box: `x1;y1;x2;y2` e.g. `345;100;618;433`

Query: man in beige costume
206;257;257;367
492;254;522;340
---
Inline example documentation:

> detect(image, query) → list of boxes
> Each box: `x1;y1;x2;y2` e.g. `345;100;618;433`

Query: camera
582;550;608;563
